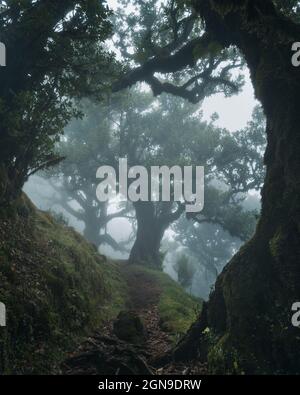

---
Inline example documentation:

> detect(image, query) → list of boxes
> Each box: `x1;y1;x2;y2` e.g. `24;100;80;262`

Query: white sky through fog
202;70;258;131
106;0;258;132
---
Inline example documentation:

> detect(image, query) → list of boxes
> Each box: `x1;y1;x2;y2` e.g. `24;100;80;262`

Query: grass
0;194;129;374
0;194;201;373
122;265;202;342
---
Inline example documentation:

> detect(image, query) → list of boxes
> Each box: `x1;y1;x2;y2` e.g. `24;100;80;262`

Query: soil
61;264;208;375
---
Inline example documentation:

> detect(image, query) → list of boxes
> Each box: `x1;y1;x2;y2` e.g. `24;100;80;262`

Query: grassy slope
0;194;200;374
0;195;128;374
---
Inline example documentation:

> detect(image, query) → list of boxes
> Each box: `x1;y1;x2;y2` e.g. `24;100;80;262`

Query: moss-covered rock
113;311;146;344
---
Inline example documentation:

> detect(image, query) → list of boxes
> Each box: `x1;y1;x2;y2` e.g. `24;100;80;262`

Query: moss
207;333;246;375
269;228;284;259
158;278;201;339
0;194;128;374
113;311;146;344
0;195;201;373
125;265;201;342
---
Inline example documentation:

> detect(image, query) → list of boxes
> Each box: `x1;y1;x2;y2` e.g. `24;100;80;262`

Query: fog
23;66;263;301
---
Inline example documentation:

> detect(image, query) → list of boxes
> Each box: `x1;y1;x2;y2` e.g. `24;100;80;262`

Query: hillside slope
0;195;128;374
62;264;202;375
0;194;200;374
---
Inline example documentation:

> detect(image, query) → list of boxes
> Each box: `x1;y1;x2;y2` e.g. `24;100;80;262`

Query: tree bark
83;210;102;248
172;0;300;374
129;202;167;267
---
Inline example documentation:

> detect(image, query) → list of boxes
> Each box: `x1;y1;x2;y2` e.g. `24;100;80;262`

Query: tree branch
112;33;212;92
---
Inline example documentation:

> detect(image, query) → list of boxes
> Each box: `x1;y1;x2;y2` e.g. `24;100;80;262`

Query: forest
0;0;300;377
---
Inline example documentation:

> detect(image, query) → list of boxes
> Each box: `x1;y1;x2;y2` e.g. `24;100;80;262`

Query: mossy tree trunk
173;0;300;374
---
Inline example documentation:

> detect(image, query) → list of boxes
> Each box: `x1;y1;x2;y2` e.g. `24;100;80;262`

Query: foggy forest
1;0;300;377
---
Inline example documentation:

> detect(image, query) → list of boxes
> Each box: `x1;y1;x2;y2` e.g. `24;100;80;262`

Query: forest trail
61;264;207;375
0;197;202;374
119;265;173;363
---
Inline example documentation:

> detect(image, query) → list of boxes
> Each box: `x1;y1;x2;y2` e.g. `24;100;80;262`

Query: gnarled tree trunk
173;0;300;374
129;202;167;267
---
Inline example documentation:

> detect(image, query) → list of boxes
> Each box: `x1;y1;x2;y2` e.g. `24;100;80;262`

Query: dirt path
120;265;173;363
61;264;207;375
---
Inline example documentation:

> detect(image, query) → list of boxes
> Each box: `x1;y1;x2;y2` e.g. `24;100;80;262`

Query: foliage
44;98;133;250
0;0;118;205
44;86;266;270
112;0;245;103
174;254;195;290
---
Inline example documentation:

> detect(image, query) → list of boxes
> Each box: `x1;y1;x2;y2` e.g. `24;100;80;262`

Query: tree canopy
0;0;117;205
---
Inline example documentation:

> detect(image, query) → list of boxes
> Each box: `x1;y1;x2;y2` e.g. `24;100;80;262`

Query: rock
113;311;146;344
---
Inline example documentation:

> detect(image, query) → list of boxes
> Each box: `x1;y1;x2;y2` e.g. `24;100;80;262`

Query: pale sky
202;70;258;131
